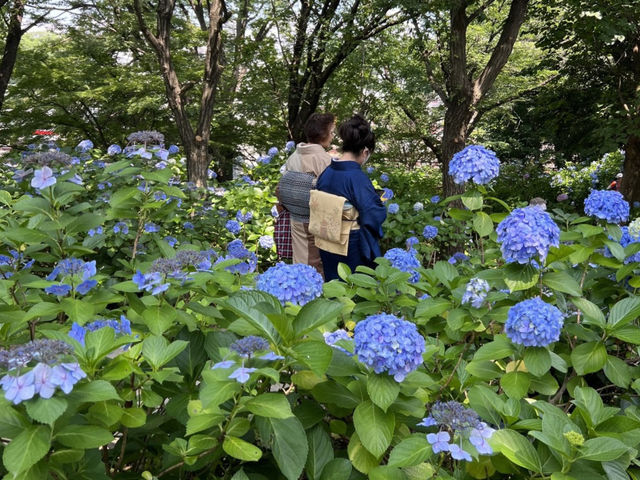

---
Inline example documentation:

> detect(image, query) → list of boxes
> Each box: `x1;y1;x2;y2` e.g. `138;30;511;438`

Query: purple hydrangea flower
255;262;323;305
449;145;500;185
384;248;421;283
496;206;560;264
354;314;425;382
31;167;56;189
505;297;564;347
584;190;629;224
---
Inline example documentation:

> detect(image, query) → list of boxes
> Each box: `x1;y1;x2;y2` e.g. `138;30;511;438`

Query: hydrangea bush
0;137;638;480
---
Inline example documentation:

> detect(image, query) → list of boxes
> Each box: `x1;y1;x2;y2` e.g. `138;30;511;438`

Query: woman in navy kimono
316;115;387;281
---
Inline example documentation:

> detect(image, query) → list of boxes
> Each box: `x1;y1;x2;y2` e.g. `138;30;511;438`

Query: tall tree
269;0;406;142
133;0;229;187
406;0;531;197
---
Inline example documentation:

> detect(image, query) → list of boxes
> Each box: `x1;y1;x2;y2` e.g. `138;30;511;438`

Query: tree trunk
0;0;24;113
441;103;473;198
622;134;640;203
186;140;209;187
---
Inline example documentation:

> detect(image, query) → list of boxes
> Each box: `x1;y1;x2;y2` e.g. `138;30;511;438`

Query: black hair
303;113;336;144
338;114;375;155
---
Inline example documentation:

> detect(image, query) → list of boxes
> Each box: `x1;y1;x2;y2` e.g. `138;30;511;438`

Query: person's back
608;173;623;191
278;113;335;277
315;115;386;281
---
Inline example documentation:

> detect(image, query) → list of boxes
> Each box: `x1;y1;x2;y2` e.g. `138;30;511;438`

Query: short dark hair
304;113;336;143
339;114;375;155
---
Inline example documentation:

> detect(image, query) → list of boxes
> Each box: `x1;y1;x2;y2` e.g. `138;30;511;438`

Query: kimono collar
329;160;361;171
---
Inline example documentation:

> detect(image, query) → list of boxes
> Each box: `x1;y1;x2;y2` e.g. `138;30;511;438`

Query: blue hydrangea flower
76;280;97;295
384;248;421;283
496;206;560;264
354;314;425;382
229;366;256;383
366;166;375;174
13;168;33;182
164;236;178;247
381;187;394;202
113;222;129;234
629;218;640;238
132;271;170;295
208;169;217;179
32;363;55;399
461;278;490;308
87;226;103;237
449;444;473;461
236;210;253;223
448;145;500;185
259;235;274;249
380;173;389;183
184;221;194;230
427;431;451;454
168;144;179;154
144;223;160;233
584;190;629;224
448;252;469;264
431;195;440;203
50;362;86;394
505;297;564;347
323;329;353;355
413;202;424;211
76;139;93;153
406;236;419;249
423;225;438;240
285;141;296;152
154;191;167;201
230;336;270;357
268;147;279;157
605;226;640;263
255;262;323;306
470;423;495;454
68;315;131;346
434;216;441;221
2;371;35;404
215;240;257;274
45;284;72;296
271;206;279;217
212;360;235;369
226;220;241;235
107;144;121;155
31;167;56;189
388;203;399;214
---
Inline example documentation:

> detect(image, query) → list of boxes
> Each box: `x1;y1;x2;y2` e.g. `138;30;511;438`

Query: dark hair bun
339;114;375;155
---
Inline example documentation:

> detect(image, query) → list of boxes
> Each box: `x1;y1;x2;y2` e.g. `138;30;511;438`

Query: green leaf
604;355;632;388
306;425;334;480
0;406;29;438
570;342;607;375
55;425;113;448
312;381;359;408
571;297;606;327
3;227;50;244
473;334;515;362
72;380;122;402
504;263;539;292
387;434;431;467
25;397;68;425
611;326;640;344
348;432;380;474
142;336;188;370
24;302;63;321
578;437;629;461
608;296;640;329
292;341;333;376
461;190;483;210
369;466;406;480
414;298;451;321
319;458;352;480
542;271;582;297
222;436;262;461
501;371;530;399
473;211;493;236
186;414;225;436
246;393;293;419
120;408;146;428
489;429;542;473
200;373;241;409
222;291;282;345
432;261;458;285
2;425;51;474
367;374;400;412
266;416;309;480
353;400;395;457
524;348;552;377
604;240;626;261
142;305;177;336
293;298;344;337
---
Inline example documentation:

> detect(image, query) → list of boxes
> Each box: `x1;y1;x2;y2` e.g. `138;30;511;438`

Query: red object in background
34;130;54;135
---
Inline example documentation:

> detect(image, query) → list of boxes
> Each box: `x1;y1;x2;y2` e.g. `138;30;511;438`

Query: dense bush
1;138;640;480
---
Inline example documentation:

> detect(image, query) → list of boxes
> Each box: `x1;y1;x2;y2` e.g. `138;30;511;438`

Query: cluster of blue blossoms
255;262;323;305
133;250;217;294
605;226;640;264
323;329;353;355
225;220;241;235
0;339;86;404
584;189;629;224
45;258;98;297
0;250;34;278
448;145;500;185
461;278;490;308
213;336;283;383
388;203;399;214
419;401;495;461
505;297;564;347
215;240;257;274
496;206;560;264
422;225;438;240
384;248;421;283
69;316;132;346
354;314;425;382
